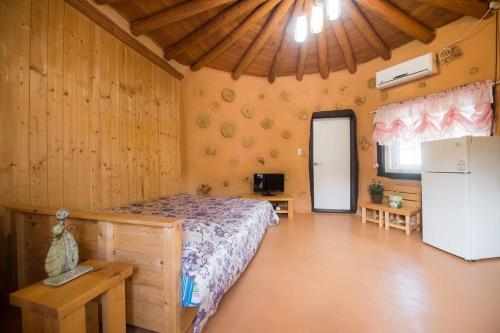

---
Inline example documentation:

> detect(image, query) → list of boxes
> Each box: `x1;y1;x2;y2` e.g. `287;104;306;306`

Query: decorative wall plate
221;88;235;102
469;66;479;75
205;147;217;156
196;114;211;128
368;78;376;89
260;118;273;129
230;158;239;167
220;123;235;138
240;104;254;119
380;91;389;101
279;90;291;103
354;96;366;106
270;149;279;158
242;137;255;148
297;110;308;120
282;130;291;140
209;101;220;111
197;184;212;195
256;157;265;165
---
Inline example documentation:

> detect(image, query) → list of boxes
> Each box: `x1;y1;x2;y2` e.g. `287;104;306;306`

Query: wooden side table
9;260;133;333
240;193;295;219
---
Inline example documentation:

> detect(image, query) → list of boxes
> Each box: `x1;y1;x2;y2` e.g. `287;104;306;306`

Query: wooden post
416;212;421;232
384;212;390;230
102;281;126;333
361;207;366;223
162;222;182;333
288;199;294;219
405;215;411;235
378;209;384;228
14;213;26;288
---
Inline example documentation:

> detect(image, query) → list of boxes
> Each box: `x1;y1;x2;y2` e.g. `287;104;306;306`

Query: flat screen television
253;173;284;196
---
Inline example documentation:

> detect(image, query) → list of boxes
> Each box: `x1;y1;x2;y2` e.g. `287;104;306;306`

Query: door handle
313;162;322;166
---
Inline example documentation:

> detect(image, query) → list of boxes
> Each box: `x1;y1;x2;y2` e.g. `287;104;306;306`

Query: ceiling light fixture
310;1;324;34
294;13;308;43
295;0;342;43
326;0;341;21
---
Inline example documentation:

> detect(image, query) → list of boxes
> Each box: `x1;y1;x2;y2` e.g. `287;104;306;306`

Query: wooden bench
9;260;133;333
360;185;421;235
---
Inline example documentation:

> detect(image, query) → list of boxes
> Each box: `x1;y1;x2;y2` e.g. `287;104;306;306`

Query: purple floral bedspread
108;193;279;332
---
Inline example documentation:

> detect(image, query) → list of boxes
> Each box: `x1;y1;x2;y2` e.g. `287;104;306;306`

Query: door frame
309;110;359;213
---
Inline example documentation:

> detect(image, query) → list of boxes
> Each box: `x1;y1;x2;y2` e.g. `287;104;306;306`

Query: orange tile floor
3;213;500;333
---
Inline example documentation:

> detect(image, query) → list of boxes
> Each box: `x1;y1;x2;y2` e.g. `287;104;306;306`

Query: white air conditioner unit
376;53;438;89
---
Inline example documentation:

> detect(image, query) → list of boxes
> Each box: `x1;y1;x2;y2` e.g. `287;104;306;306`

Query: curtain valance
372;80;494;145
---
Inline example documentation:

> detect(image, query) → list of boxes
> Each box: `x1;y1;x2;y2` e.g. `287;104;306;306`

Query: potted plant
368;179;384;204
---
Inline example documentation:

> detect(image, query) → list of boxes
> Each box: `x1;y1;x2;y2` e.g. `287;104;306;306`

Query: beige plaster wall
180;16;499;213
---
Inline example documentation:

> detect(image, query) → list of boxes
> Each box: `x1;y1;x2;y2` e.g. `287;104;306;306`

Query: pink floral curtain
372;80;495;145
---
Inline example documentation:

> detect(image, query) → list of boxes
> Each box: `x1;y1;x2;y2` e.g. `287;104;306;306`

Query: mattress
108;194;279;332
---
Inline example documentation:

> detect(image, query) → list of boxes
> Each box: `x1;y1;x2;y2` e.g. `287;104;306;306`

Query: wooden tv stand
240;193;294;219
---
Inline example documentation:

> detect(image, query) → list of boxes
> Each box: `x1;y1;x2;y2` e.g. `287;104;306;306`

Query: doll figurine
44;208;79;277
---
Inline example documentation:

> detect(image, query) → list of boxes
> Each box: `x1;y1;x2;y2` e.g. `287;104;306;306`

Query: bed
4;194;278;332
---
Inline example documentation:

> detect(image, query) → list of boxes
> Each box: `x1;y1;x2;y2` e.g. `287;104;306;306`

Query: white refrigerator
421;136;500;260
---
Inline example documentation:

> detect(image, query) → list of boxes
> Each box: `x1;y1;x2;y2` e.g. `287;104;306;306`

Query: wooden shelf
240;193;294;219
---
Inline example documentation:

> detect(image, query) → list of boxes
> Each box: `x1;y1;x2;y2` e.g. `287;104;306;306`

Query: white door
312;117;351;211
422;172;469;259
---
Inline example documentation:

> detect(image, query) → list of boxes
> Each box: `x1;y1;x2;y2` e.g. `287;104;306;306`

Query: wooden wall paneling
0;0;31;206
118;42;129;206
76;12;91;209
126;47;138;204
175;80;182;192
151;66;160;199
110;37;121;207
47;0;65;208
99;29;112;209
62;4;78;209
158;70;169;196
29;0;49;207
135;56;145;202
0;0;9;205
1;0;182;211
89;23;102;210
142;60;153;200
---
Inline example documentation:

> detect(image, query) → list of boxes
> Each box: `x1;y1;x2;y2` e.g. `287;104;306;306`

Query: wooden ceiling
95;0;490;82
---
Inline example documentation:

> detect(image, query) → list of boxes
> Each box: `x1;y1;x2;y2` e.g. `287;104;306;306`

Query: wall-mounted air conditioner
376;53;438;89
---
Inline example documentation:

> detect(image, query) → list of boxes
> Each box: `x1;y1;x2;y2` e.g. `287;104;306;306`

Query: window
377;141;421;180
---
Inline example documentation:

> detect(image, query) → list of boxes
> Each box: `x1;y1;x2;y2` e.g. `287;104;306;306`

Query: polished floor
202;213;500;333
3;214;500;333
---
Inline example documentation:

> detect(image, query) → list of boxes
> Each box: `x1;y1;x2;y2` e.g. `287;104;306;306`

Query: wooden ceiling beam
268;0;303;83
164;0;267;60
354;0;435;44
330;19;356;73
414;0;489;19
232;0;294;80
296;0;312;81
94;0;124;5
344;0;390;60
191;0;283;71
316;25;329;79
130;0;234;36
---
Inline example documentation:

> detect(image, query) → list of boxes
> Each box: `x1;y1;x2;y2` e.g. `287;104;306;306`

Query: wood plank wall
0;0;182;210
0;0;182;300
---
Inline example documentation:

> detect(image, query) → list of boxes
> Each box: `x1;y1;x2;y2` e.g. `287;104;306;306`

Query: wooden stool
9;260;133;333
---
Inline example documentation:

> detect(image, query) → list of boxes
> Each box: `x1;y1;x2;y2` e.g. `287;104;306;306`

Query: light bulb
326;0;341;20
311;1;324;34
294;13;308;43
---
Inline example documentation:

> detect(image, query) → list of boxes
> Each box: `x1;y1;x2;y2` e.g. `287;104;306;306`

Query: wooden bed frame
1;205;197;333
